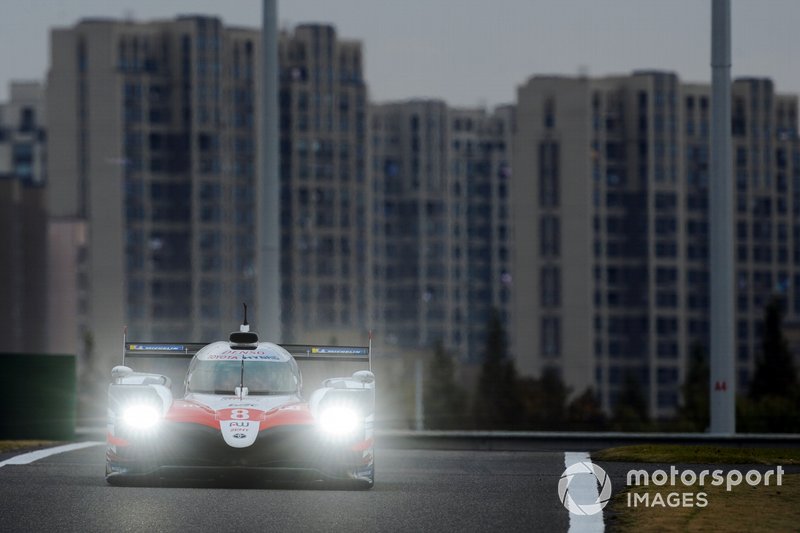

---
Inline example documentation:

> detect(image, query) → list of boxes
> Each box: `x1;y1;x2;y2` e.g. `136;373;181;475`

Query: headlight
318;406;359;438
121;404;161;430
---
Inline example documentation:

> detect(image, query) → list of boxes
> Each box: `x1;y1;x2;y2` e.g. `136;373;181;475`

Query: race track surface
0;445;571;532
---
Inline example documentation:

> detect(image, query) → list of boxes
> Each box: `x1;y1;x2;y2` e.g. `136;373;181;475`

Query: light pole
709;0;736;434
258;0;281;341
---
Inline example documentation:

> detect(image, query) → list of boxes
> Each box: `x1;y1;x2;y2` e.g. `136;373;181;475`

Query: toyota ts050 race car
105;311;375;488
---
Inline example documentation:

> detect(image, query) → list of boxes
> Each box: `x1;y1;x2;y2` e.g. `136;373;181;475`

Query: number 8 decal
230;408;250;420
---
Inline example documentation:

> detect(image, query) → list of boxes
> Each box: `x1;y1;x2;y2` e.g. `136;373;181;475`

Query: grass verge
608;473;800;532
593;444;800;465
0;440;58;454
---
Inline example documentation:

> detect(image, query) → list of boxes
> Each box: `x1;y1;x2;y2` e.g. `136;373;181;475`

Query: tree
750;297;797;400
567;388;606;431
738;391;800;433
518;367;569;429
738;296;800;432
612;370;649;430
473;309;521;429
424;342;468;429
679;342;709;431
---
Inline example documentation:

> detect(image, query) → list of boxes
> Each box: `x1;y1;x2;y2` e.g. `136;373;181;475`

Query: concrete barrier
374;430;800;451
74;425;800;451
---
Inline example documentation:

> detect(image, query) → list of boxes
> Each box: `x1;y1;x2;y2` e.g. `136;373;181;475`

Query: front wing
106;420;373;484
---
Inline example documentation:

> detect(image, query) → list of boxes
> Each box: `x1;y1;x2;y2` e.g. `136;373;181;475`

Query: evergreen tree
612;371;649;430
424;342;467;429
474;309;521;429
518;367;569;429
567;388;606;430
750;297;797;400
737;296;800;432
539;367;569;424
679;342;709;431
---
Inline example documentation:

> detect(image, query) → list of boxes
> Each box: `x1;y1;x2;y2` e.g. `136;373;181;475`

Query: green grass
597;445;800;531
608;473;800;532
593;444;800;465
0;440;58;454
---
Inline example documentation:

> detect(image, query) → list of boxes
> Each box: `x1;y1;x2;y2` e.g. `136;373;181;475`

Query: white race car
106;310;375;488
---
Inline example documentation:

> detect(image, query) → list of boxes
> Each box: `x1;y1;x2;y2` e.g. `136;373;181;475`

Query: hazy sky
1;1;798;107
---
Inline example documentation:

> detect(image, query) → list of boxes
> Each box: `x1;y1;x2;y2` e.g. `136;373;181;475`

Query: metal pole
259;0;281;341
415;358;424;431
709;0;735;434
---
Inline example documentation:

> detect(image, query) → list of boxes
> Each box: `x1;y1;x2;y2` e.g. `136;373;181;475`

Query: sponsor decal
220;399;258;406
130;344;185;351
206;352;283;361
220;418;261;448
311;347;368;355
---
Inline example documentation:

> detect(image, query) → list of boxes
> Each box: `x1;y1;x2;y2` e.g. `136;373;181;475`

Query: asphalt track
0;444;573;532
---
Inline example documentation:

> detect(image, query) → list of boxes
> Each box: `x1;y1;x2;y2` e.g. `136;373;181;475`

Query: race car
105;311;375;488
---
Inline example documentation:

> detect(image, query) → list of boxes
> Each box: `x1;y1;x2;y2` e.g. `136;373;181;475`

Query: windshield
186;360;298;395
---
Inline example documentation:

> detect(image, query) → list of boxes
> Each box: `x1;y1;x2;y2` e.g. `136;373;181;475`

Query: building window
541;316;560;358
544;98;555;129
540;215;560;257
538;141;559;207
540;266;560;307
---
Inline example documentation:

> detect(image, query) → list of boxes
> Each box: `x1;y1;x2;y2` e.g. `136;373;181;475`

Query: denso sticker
207;352;283;361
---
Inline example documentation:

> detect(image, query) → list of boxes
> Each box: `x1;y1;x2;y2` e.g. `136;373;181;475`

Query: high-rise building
511;72;800;418
370;100;513;360
278;24;368;342
688;78;800;393
47;17;260;367
46;18;372;370
0;81;48;353
457;105;515;359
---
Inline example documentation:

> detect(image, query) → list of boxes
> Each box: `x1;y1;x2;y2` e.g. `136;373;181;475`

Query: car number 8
230;409;250;420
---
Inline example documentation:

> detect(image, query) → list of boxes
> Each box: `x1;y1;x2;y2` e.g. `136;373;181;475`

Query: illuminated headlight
318;406;359;437
121;404;161;430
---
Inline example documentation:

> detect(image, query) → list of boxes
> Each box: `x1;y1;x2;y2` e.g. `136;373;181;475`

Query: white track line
0;441;103;468
563;451;606;533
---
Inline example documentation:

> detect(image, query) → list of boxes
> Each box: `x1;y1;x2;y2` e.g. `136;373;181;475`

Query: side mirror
352;370;375;384
111;366;134;380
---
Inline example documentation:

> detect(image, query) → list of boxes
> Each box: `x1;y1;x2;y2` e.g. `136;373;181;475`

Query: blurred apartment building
511;72;800;417
370;101;514;361
0;82;47;353
46;17;369;371
278;24;368;343
47;17;261;368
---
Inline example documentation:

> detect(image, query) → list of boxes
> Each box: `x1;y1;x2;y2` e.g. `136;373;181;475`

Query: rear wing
280;345;369;363
122;334;373;396
124;343;208;362
123;337;373;369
